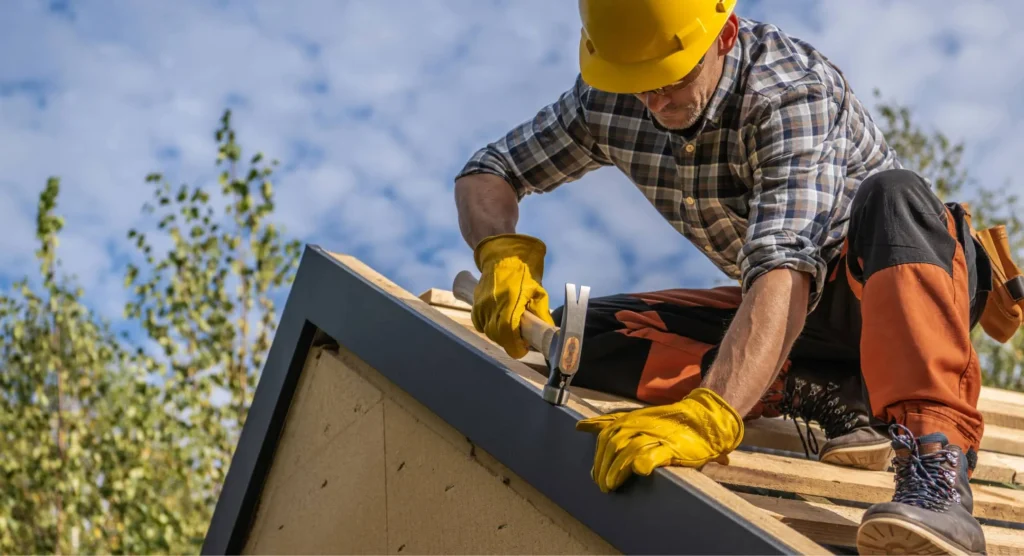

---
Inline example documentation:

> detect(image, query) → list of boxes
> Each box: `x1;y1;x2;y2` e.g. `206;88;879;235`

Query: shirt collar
701;39;743;127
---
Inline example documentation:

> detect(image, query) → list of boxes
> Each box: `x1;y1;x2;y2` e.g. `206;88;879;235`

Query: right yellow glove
472;233;556;359
575;387;743;492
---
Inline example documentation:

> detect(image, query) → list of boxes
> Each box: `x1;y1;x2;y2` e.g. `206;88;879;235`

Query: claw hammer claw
451;270;591;406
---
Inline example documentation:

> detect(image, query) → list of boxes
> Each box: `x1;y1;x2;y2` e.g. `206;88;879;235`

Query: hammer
452;270;590;406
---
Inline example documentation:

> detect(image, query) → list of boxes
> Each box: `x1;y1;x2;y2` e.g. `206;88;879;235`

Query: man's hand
471;233;556;359
575;268;809;493
575;388;744;492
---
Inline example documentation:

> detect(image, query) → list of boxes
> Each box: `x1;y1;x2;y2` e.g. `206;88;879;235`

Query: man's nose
645;93;671;112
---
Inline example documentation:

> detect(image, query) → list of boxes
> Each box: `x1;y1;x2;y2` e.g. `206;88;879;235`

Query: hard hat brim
579;41;710;94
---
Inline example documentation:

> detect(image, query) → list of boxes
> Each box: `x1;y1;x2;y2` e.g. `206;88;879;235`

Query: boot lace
889;423;961;511
768;376;859;459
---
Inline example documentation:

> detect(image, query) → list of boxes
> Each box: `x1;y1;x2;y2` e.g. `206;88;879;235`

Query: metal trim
202;245;801;555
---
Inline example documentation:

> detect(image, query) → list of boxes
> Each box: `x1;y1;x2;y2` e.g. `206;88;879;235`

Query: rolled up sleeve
739;83;844;311
455;75;612;199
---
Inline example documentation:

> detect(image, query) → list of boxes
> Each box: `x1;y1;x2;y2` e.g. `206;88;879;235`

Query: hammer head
542;282;591;405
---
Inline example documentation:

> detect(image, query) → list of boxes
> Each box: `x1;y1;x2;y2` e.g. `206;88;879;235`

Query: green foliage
0;178;184;553
0;109;302;553
872;89;1024;390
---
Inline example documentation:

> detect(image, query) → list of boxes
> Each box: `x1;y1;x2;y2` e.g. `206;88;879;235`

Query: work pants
552;168;989;456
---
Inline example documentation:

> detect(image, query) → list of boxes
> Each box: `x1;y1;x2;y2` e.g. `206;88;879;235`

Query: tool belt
962;203;1024;343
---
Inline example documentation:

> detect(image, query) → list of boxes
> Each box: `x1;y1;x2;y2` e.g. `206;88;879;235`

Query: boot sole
856;515;977;555
820;441;895;471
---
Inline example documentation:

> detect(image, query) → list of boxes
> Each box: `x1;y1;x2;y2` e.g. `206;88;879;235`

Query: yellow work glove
575;387;744;493
472;233;557;359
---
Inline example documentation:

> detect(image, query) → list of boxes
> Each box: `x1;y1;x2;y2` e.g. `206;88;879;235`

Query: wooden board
981;386;1024;431
418;288;472;312
702;450;1024;524
742;416;1024;486
739;493;1024;555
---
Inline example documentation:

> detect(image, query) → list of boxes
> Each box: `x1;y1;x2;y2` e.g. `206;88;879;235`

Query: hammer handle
452;270;557;357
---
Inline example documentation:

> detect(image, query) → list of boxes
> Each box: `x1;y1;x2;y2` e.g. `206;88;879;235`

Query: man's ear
718;13;739;53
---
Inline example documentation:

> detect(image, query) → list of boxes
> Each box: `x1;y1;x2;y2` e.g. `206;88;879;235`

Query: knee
852;168;939;215
846;168;957;279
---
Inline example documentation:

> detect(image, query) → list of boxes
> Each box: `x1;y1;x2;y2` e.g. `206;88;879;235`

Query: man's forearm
454;173;520;248
701;268;811;417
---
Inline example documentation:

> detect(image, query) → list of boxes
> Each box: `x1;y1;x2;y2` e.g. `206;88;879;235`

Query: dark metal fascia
202;245;800;555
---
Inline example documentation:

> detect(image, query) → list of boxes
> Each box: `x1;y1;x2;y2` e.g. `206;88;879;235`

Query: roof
202;245;1024;554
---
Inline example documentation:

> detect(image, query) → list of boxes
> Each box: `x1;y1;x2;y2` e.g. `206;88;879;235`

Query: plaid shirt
456;17;900;310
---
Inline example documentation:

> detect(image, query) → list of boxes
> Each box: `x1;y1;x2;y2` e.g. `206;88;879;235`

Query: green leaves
1;108;301;554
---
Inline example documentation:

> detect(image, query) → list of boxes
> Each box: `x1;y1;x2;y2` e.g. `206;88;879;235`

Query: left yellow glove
575;387;743;492
471;233;556;359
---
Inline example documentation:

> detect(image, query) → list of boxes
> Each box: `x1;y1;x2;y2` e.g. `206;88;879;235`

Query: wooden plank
743;417;1024;486
982;424;1024;457
978;386;1024;432
978;395;1024;431
702;450;1024;524
418;288;472;311
982;386;1024;408
739;493;1024;555
327;253;827;554
573;397;1024;487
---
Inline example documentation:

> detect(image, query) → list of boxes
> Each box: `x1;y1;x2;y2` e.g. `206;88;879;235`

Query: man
452;1;989;554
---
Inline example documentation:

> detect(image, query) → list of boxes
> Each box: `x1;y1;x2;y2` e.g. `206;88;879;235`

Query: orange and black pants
551;168;990;456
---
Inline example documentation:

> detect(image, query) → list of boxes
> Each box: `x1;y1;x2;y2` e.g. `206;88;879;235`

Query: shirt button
685;143;695;153
685;196;695;205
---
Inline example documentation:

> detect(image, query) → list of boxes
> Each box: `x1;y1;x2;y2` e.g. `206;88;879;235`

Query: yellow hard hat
578;0;737;93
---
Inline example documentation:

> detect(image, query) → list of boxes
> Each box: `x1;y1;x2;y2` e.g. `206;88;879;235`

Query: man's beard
652;102;704;130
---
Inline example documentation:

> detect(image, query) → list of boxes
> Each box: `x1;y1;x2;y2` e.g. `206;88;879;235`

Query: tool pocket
961;203;1024;343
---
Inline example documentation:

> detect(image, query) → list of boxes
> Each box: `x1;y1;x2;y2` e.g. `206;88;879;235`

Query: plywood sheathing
242;346;388;554
416;285;1024;554
243;345;617;555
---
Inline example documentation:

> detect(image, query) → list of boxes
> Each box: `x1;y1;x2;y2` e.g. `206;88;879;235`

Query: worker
453;1;988;554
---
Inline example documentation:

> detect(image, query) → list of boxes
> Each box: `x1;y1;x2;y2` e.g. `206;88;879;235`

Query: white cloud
2;0;1024;334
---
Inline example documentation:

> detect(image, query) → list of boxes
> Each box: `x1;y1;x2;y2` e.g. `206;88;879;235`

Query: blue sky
2;0;1023;338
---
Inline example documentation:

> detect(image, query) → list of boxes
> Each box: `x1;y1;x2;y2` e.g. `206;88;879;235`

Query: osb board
242;344;617;555
242;347;387;554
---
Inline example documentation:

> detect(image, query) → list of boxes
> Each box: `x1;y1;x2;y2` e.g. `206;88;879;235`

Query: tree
122;108;302;550
872;90;1024;391
0;178;183;554
0;109;302;554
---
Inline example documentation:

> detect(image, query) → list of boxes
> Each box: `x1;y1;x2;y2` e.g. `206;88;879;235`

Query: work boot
857;424;987;555
765;361;894;471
